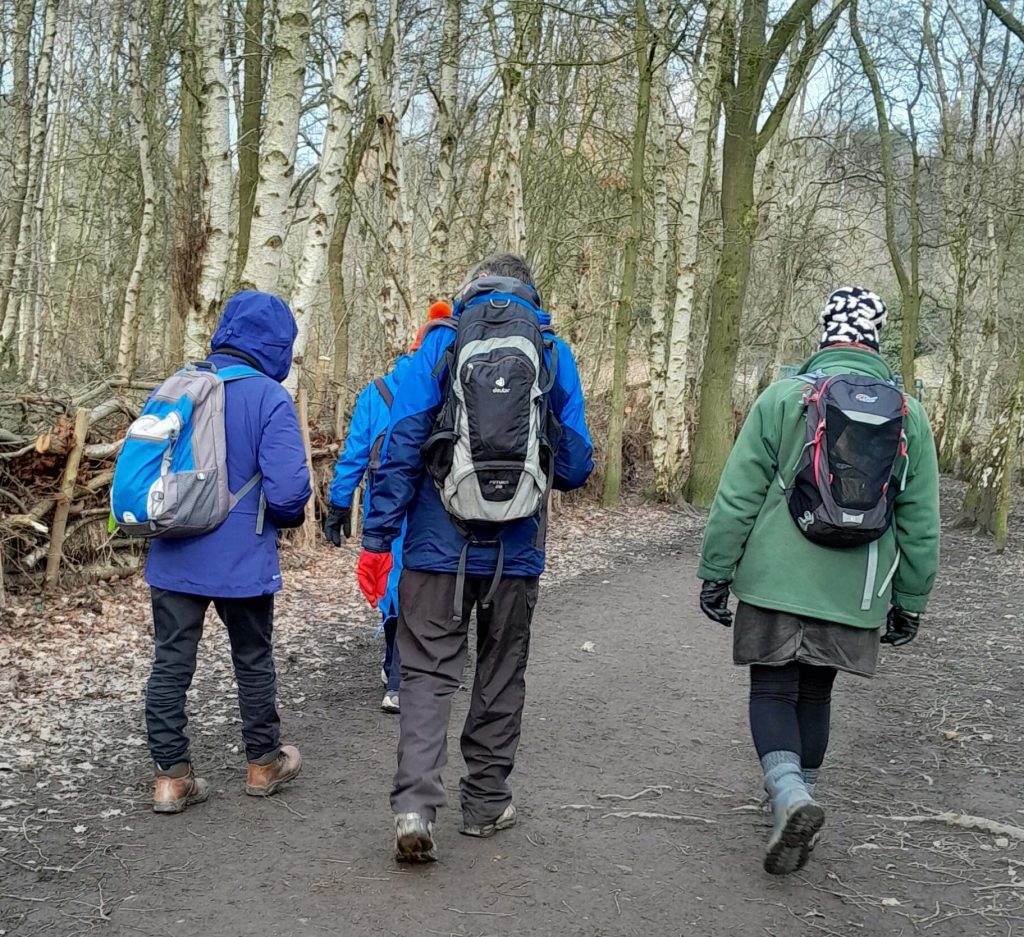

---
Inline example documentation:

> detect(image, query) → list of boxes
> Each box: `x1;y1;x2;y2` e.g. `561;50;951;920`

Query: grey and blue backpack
785;373;909;548
111;361;264;538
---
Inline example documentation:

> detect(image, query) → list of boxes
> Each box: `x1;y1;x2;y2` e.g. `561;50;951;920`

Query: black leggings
749;662;837;769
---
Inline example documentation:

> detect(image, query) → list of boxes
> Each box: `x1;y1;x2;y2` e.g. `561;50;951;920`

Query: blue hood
210;291;298;383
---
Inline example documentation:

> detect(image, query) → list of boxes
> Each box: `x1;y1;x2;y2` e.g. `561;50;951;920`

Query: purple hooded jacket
144;291;312;598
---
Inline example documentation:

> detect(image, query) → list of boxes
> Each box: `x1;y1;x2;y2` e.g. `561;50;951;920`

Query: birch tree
238;0;311;292
655;0;725;498
427;0;461;297
288;0;370;389
185;0;236;360
603;0;656;506
235;0;266;279
117;0;158;377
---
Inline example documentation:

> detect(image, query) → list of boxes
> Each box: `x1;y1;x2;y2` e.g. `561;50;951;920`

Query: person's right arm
361;329;451;553
697;387;781;582
329;385;376;508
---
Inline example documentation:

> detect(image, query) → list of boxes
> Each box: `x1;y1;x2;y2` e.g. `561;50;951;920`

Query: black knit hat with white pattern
819;287;888;351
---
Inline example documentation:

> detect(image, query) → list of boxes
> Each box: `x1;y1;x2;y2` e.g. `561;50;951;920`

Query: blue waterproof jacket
362;282;594;577
328;356;412;620
145;291;312;598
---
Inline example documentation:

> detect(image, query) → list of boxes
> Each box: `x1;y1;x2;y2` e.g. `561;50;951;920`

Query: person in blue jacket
144;291;312;814
357;254;594;862
323;357;412;714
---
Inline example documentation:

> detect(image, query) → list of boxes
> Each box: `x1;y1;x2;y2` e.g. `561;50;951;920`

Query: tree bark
239;0;311;292
234;0;266;281
185;0;236;361
0;0;36;342
427;0;461;298
602;0;655;507
287;0;370;392
117;0;158;378
2;0;58;369
657;0;725;500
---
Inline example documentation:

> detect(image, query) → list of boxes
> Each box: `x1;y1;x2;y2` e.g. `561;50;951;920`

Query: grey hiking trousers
391;569;539;825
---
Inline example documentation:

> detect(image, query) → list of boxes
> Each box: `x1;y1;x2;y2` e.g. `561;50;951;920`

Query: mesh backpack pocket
786;373;908;548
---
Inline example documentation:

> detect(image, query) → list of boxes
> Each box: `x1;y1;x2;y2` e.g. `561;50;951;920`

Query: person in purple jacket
144;291;312;814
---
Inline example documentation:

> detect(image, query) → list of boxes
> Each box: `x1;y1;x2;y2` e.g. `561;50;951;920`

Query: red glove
357;549;393;608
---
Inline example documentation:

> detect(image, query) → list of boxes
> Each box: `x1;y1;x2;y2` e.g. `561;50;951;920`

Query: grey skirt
733;602;882;677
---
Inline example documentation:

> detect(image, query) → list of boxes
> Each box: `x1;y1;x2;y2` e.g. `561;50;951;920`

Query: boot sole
395;830;437;863
460;812;517;838
245;762;302;797
764;803;825;876
153;783;210;814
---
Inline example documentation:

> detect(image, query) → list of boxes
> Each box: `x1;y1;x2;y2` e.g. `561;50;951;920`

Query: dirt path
4;496;1024;936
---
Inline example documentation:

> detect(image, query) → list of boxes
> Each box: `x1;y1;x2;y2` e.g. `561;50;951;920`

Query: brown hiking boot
245;745;301;797
153;763;210;814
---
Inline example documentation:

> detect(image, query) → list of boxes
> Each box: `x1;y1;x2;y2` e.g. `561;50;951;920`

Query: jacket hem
144;575;282;599
731;588;885;630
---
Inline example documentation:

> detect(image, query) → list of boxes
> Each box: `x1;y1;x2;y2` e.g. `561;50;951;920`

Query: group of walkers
113;256;939;874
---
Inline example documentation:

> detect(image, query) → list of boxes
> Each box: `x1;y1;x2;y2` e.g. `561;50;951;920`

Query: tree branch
982;0;1024;43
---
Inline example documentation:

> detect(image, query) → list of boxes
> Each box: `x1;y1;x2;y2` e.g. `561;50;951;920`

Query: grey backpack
785;372;908;548
111;362;264;538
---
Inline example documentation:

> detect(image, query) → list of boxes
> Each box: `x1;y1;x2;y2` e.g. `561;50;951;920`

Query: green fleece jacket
698;347;940;628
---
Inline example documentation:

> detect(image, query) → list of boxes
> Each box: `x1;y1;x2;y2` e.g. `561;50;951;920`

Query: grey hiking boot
153;762;209;814
394;812;437;863
461;803;517;838
762;752;825;875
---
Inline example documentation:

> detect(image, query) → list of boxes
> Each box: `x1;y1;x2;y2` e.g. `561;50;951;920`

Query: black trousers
748;662;837;769
391;570;538;825
146;588;280;768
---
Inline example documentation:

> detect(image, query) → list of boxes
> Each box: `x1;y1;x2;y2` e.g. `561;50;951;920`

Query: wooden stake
44;407;90;590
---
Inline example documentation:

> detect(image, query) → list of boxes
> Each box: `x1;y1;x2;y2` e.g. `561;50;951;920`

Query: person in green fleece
698;287;940;876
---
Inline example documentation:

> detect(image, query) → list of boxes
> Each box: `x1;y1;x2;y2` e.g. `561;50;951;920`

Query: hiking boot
153;762;209;814
394;812;437;863
461;803;517;838
381;691;400;713
762;752;825;875
245;745;302;797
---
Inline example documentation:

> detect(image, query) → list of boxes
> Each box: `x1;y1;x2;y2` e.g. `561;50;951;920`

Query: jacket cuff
892;590;929;614
362;532;393;554
697;560;733;582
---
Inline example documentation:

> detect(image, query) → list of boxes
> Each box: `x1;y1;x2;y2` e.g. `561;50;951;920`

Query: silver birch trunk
185;0;236;361
4;0;57;369
648;56;673;499
427;0;460;297
117;1;158;376
0;0;35;338
238;0;311;293
287;0;370;392
368;0;412;359
659;0;724;494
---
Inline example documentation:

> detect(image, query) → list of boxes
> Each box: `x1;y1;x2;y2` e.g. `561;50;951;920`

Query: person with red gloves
358;254;593;863
325;301;452;712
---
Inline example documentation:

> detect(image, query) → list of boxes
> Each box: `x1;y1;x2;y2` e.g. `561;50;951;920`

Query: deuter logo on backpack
110;362;264;539
785;373;908;548
424;277;560;526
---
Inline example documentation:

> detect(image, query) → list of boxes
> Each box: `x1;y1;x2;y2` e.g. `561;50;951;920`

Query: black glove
881;607;920;647
700;580;733;627
323;505;351;546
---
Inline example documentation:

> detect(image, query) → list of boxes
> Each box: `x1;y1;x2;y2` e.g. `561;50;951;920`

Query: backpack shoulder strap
373;377;394;408
217;364;264;383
